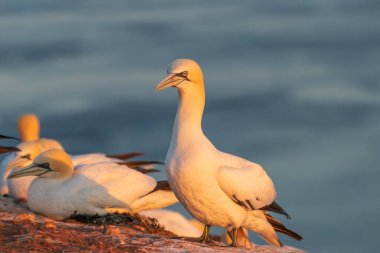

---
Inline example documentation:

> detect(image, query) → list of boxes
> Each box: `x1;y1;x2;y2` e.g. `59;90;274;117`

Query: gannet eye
38;163;51;170
181;71;188;77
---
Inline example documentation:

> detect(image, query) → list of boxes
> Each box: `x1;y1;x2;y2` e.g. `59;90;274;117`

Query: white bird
1;114;161;201
0;114;64;200
8;149;178;220
155;59;302;247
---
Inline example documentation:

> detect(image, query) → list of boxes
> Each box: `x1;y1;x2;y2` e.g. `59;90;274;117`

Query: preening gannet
0;114;64;200
155;59;302;247
8;149;178;220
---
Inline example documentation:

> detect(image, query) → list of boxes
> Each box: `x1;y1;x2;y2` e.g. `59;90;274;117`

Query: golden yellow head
155;59;204;91
18;114;40;142
8;149;74;179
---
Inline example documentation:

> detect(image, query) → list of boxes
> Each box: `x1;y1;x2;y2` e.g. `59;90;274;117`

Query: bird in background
0;114;63;200
8;149;178;220
0;134;20;154
0;114;165;201
155;59;302;247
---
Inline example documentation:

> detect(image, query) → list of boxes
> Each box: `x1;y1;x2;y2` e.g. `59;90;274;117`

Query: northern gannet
0;114;64;200
8;149;178;220
1;115;163;201
155;59;302;247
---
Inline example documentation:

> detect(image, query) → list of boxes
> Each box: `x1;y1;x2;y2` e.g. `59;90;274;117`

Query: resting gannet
8;149;178;220
0;114;64;199
1;115;163;201
155;59;302;247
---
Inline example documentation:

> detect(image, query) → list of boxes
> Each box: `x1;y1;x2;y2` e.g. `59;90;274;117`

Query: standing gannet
0;114;64;199
155;59;302;247
8;149;178;220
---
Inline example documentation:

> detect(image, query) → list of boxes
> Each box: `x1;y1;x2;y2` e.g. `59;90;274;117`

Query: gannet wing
72;153;119;167
73;162;157;208
217;162;290;218
72;154;160;174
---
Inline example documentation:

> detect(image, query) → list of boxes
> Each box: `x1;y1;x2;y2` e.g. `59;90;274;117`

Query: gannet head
156;59;204;91
18;114;40;142
5;139;65;177
8;149;74;179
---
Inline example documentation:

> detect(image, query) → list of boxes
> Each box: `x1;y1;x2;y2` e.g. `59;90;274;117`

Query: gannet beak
8;163;50;179
155;74;186;91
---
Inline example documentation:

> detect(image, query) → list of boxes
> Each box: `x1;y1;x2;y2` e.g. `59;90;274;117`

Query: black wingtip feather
0;146;20;154
0;134;20;141
265;213;303;241
261;201;291;219
107;152;144;160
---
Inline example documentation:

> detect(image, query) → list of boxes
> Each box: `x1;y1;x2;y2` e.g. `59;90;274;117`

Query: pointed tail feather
130;181;177;212
131;167;160;174
265;213;303;241
107;152;144;160
148;180;171;193
118;161;164;169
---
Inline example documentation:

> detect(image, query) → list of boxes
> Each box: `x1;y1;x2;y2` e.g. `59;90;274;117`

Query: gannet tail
244;211;283;247
265;213;303;241
129;181;178;213
117;160;164;169
107;152;144;160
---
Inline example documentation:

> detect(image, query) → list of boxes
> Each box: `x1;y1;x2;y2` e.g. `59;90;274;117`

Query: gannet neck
18;114;40;142
173;83;206;142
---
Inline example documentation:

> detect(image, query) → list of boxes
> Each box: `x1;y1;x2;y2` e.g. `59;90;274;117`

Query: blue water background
1;1;379;252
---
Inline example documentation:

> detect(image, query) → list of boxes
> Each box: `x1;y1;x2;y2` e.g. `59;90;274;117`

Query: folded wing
217;163;277;211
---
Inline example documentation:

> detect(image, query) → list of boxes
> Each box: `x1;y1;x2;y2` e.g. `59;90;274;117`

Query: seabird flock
0;59;302;249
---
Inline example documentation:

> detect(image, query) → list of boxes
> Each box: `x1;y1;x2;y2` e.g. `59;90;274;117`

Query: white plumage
8;149;178;220
155;59;300;247
0;114;64;200
2;138;64;200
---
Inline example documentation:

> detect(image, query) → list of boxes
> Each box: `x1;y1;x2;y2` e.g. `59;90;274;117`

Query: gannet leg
172;224;211;243
229;227;238;247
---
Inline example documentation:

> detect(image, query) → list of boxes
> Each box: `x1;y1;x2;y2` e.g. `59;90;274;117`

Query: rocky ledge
0;197;304;252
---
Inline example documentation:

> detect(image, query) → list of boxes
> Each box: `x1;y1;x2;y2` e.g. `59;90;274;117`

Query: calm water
1;1;379;252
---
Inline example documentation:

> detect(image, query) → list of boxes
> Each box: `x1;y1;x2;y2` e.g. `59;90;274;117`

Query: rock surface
0;197;304;252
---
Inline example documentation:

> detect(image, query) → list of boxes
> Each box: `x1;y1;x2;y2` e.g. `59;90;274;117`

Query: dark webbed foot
171;225;211;244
